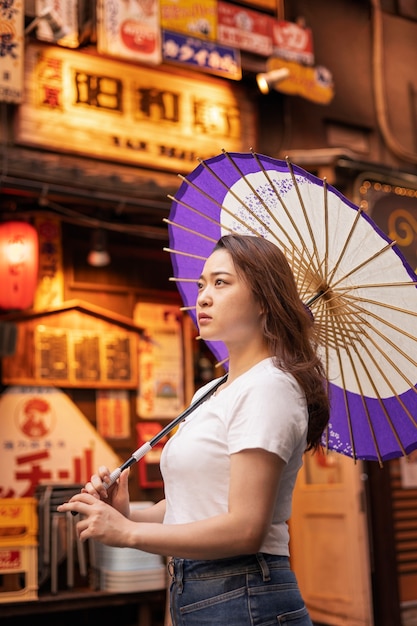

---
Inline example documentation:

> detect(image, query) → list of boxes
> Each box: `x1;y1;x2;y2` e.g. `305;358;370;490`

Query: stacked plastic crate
0;498;38;602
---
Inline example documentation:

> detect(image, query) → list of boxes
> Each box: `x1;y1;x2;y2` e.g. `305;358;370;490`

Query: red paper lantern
0;221;39;311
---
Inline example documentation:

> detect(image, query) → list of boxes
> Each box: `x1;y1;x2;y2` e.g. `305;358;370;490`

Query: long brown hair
214;234;329;451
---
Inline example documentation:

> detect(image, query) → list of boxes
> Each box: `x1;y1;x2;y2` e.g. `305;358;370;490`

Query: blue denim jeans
168;553;313;625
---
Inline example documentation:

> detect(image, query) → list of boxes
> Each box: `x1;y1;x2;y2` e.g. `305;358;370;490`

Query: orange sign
266;57;334;105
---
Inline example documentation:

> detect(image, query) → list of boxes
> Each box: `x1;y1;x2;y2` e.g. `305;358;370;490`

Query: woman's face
196;248;262;349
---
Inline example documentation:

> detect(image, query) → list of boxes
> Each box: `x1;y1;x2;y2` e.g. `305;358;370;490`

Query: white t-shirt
160;357;308;556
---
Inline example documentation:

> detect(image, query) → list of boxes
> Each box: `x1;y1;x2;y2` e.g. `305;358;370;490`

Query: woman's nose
197;287;211;307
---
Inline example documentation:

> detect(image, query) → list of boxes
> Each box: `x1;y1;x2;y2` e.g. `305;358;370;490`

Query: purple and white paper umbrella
165;150;417;465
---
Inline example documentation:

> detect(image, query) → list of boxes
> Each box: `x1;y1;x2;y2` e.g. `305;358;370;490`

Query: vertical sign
0;0;24;102
34;216;64;310
134;302;184;419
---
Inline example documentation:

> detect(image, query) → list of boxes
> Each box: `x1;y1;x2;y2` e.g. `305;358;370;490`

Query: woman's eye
196;281;204;290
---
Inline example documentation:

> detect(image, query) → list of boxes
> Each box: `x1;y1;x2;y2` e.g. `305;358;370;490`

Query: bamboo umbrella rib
284;156;324;273
174;175;296;258
348;281;417;289
298;254;328;297
320;296;332;453
337;310;417;454
164;248;207;261
166;219;312;285
215;357;230;369
330;313;358;461
344;327;409;463
201;151;323;276
338;302;417;428
324;178;330;282
332;299;417;396
339;329;385;465
351;326;417;429
346;302;417;373
172;181;317;283
167;193;236;233
163;218;218;243
318;287;417;332
169;277;201;284
347;298;417;349
330;241;397;291
327;206;365;286
247;150;322;271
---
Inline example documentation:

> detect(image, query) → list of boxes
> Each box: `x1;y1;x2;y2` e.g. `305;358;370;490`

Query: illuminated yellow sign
16;44;255;172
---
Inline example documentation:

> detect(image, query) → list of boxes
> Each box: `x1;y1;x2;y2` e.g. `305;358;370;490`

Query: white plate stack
92;502;167;593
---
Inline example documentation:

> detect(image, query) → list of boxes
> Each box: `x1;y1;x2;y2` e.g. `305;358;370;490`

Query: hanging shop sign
0;386;121;498
16;44;253;173
271;20;315;66
265;56;334;105
162;29;241;79
97;0;162;64
217;1;273;57
0;0;24;103
160;0;217;41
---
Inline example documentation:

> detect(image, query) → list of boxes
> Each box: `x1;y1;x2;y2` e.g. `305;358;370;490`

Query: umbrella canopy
166;150;417;465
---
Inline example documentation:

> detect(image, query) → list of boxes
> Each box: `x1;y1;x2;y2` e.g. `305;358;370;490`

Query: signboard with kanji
0;386;121;498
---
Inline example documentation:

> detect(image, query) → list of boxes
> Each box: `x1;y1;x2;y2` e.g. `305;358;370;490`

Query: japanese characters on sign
16;44;253;172
160;0;217;41
0;387;121;498
217;1;273;57
96;390;131;439
271;19;315;66
162;29;241;79
34;326;135;386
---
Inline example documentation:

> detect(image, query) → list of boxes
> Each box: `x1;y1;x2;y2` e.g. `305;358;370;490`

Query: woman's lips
198;313;212;325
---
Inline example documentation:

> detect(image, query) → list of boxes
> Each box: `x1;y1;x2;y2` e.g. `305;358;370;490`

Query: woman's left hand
57;492;132;546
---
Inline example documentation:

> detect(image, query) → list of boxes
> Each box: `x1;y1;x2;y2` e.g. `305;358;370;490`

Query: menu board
35;327;136;387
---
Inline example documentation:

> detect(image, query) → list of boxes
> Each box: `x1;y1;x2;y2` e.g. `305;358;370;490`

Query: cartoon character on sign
17;397;54;439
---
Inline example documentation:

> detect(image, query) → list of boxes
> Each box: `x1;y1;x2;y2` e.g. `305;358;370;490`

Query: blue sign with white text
162;30;241;80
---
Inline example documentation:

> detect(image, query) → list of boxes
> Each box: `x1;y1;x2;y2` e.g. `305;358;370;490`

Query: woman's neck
226;343;271;385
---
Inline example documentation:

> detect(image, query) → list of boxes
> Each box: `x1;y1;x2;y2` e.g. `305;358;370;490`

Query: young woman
58;234;330;625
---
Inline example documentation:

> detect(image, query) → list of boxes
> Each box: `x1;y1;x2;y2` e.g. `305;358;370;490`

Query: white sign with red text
0;387;121;498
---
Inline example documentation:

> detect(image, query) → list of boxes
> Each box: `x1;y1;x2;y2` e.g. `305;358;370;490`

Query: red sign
217;1;273;57
0;550;21;570
271;20;314;66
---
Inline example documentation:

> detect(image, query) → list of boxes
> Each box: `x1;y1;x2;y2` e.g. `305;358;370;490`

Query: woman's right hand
82;466;131;518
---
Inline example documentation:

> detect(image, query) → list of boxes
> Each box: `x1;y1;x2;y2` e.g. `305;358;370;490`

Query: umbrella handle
70;374;228;515
105;442;152;488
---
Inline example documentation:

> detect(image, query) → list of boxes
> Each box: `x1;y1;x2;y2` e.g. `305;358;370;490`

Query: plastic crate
0;544;38;602
0;498;38;547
